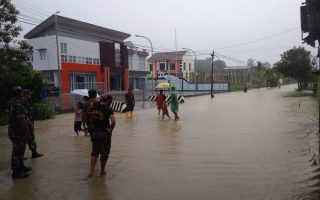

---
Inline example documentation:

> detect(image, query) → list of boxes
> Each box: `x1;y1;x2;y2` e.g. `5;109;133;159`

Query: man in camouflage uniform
83;89;98;140
23;89;43;159
8;86;33;179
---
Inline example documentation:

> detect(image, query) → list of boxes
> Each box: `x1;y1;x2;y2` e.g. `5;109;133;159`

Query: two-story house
148;51;195;82
24;15;130;93
127;46;149;90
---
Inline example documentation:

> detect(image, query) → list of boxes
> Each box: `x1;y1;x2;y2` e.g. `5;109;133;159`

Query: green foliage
196;58;227;72
33;102;55;120
230;83;249;92
275;46;312;90
0;0;44;113
0;0;21;44
264;68;279;87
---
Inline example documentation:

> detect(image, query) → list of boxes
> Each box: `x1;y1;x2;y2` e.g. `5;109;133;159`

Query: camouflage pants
27;131;36;152
10;137;26;170
27;140;37;151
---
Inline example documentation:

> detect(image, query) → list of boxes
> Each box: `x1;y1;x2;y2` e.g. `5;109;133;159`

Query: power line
17;16;42;24
15;5;49;19
195;27;300;53
19;14;45;22
15;0;52;15
13;0;51;17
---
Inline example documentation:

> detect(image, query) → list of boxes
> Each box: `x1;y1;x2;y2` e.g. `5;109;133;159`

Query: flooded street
0;84;319;200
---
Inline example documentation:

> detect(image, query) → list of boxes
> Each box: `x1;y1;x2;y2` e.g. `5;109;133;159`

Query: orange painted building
24;15;131;94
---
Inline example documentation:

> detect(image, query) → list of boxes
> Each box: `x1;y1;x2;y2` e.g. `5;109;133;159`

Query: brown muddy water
0;84;319;200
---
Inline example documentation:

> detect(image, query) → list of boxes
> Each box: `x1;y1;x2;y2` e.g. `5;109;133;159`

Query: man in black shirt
88;95;115;178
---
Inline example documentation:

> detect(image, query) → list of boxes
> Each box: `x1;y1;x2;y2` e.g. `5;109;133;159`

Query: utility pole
210;51;215;98
54;11;62;107
136;35;154;96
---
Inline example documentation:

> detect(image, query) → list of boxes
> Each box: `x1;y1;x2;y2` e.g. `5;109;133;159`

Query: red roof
148;51;187;61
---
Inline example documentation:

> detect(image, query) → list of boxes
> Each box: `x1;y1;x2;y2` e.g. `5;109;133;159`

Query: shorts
74;121;82;132
91;131;112;157
126;104;134;112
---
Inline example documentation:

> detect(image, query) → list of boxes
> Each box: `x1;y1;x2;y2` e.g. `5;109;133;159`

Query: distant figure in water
74;102;83;136
157;90;165;116
125;87;135;117
162;101;171;120
170;86;180;121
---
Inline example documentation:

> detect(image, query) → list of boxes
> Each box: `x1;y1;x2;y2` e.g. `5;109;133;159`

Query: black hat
13;86;22;93
88;89;97;98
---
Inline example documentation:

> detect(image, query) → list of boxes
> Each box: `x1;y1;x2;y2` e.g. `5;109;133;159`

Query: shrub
33;102;55;120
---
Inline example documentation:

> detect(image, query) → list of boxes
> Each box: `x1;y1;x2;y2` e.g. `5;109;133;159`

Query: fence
44;79;229;111
143;78;229;100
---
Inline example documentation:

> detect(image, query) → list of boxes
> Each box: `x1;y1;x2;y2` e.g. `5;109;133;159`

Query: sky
12;0;318;66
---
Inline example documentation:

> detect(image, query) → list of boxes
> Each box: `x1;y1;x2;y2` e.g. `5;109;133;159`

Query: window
179;61;182;69
86;57;92;64
93;58;100;65
115;43;121;67
189;63;191;71
68;55;76;63
39;50;46;60
60;43;67;54
61;55;68;62
149;64;153;72
183;62;186;71
159;61;166;71
170;63;175;70
77;57;85;64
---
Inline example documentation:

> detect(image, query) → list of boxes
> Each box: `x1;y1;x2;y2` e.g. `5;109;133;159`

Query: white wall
182;51;195;73
128;53;148;71
28;35;57;71
59;36;100;59
27;35;100;71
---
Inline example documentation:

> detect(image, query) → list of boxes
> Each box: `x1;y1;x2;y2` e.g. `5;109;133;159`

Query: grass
230;83;250;92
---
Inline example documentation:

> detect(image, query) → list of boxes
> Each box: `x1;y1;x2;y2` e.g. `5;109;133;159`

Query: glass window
86;57;93;64
189;63;191;71
60;43;67;54
179;61;182;69
93;58;100;65
159;61;166;71
183;62;186;70
170;63;175;70
61;55;68;62
39;50;46;60
149;64;153;72
69;55;76;63
115;43;121;67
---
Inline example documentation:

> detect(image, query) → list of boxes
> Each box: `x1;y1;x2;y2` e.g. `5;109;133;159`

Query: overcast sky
13;0;317;66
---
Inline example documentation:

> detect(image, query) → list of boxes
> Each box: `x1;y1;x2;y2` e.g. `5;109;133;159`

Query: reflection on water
0;84;319;200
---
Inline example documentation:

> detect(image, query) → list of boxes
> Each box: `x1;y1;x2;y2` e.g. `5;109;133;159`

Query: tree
195;58;227;82
275;46;312;90
247;58;255;67
0;0;44;113
264;68;279;87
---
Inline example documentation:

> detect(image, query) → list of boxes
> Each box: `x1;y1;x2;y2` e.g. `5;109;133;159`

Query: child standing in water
162;101;171;120
74;102;83;136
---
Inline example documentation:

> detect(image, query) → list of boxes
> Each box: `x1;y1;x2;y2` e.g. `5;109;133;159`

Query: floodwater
0;84;319;200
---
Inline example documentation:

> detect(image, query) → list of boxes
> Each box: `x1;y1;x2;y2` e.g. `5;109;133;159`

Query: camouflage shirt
8;98;26;135
23;100;34;122
83;98;98;132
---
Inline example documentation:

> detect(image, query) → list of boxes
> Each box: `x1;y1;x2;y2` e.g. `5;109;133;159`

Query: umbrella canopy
71;89;100;97
156;82;171;89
